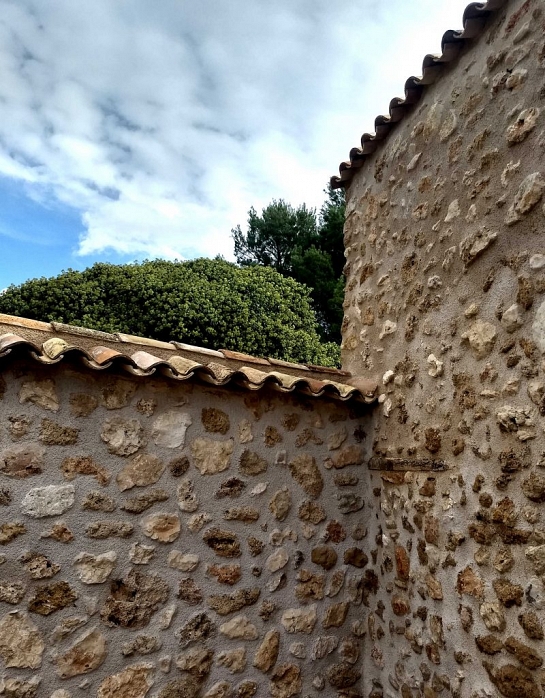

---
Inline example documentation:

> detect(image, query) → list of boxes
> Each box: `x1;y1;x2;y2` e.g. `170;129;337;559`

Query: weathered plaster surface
342;0;545;695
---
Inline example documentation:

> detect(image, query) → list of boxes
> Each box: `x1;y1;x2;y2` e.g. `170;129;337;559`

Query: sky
0;0;471;289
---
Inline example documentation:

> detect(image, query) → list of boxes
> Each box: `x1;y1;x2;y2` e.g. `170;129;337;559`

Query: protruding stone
0;443;45;478
459;228;498;266
19;379;59;412
100;379;137;409
427;354;444;377
168;551;199;572
281;605;317;634
505;636;543;669
20;551;60;579
141;513;180;543
518;611;544;640
493;578;523;607
216;647;246;674
28;581;77;616
207;564;241;586
203;682;233;698
82;491;116;512
117;453;165;491
269;663;301;698
100;570;169;629
239;450;267;476
311;546;337;570
101;418;145;456
484;662;540;698
220;615;258;640
501;304;524;333
238;420;253;444
97;663;154;698
0;677;41;697
177;478;199;512
21;485;75;518
506;107;540;144
266;548;289;573
288;455;323;499
522;473;545;502
55;628;107;677
191;439;233;475
73;551;117;584
207;589;260;616
480;602;505;632
176;612;216;648
311;635;338;660
326;662;361;689
0;611;44;668
298;501;326;524
322;602;349;628
122;635;162;657
129;543;156;565
269;488;291;521
203;528;241;557
121;489;169;514
202;408;230;435
152;411;192;448
178;578;203;606
86;521;133;539
525;545;545;574
505;172;545;225
457;566;484;599
253;630;280;673
0;581;26;604
176;645;213;678
40;522;72;543
39;418;79;445
337;493;364;514
223;506;259;523
461;320;497;359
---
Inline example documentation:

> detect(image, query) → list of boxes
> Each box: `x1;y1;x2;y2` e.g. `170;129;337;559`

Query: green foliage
232;185;345;343
232;200;318;275
0;258;340;367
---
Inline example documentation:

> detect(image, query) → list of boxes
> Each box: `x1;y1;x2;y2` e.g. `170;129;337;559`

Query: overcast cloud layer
0;0;470;262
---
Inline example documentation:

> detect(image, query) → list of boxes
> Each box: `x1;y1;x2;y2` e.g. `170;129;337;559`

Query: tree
0;258;340;366
232;185;345;342
232;200;317;275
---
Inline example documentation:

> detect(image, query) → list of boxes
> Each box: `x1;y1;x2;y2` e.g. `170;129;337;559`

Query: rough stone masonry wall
0;359;372;698
341;0;545;696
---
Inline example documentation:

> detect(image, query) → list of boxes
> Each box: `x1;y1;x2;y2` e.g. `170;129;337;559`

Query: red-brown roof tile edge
330;0;507;190
0;313;348;377
0;329;378;405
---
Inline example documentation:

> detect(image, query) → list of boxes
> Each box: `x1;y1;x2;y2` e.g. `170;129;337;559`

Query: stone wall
0;359;372;698
341;0;545;695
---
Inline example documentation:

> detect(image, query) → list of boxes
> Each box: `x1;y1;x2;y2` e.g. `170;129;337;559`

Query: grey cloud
0;0;470;260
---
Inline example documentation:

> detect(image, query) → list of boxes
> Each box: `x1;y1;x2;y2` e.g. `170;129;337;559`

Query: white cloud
0;0;471;261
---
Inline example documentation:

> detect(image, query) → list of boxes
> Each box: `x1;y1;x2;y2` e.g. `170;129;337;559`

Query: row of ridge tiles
330;0;507;189
0;315;377;403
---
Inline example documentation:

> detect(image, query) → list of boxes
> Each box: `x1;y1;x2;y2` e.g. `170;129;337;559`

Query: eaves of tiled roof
0;314;377;405
331;0;508;189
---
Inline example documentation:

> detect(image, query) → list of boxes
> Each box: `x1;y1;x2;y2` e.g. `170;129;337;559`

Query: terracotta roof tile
0;314;377;404
89;346;126;365
331;0;507;189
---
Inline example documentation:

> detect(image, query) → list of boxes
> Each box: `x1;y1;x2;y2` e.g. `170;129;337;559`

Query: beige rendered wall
0;359;372;698
341;0;545;696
